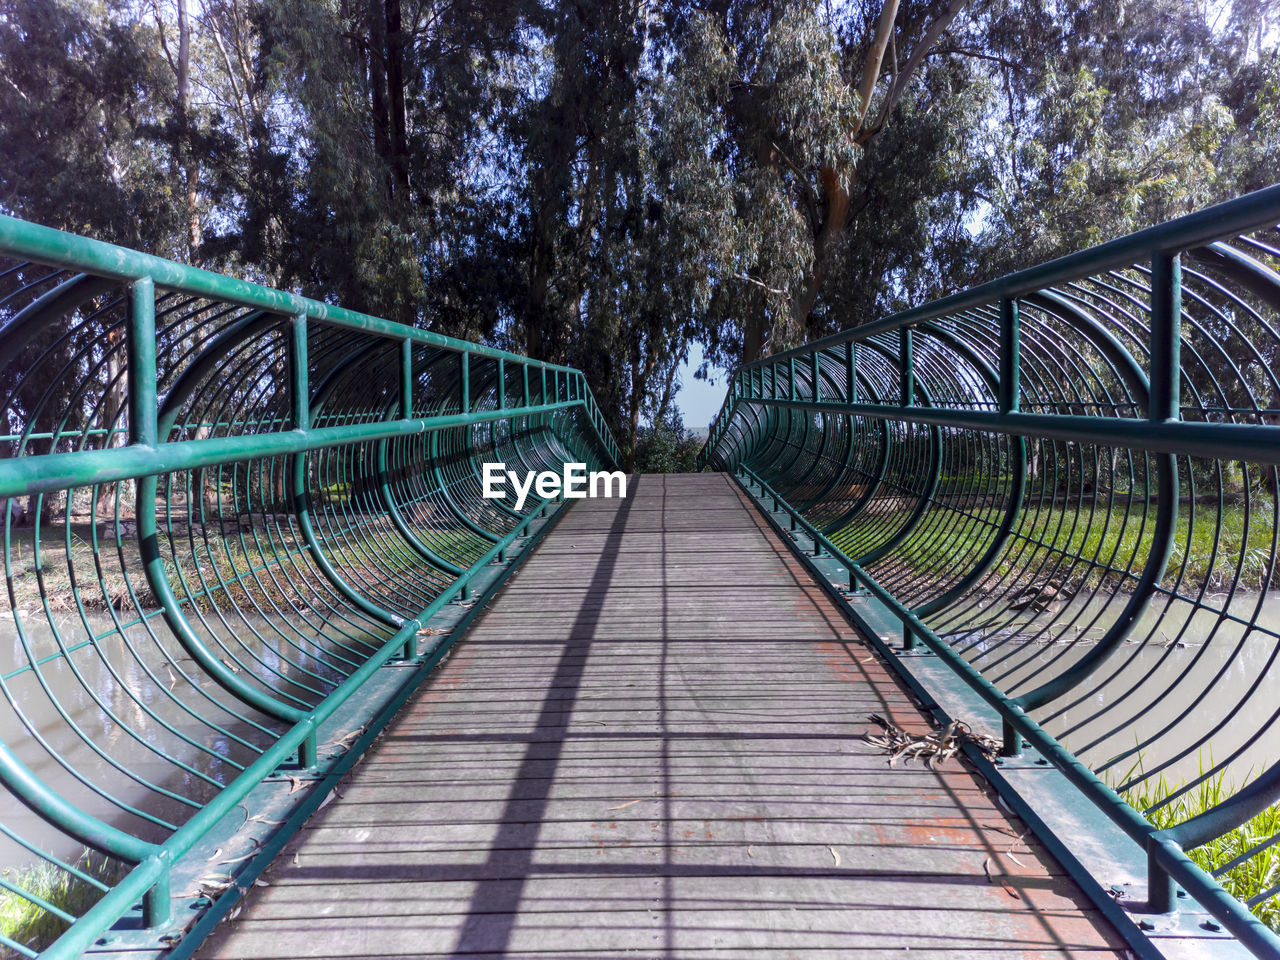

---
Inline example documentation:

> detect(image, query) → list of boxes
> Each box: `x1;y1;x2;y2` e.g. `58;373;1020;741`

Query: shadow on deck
198;474;1126;959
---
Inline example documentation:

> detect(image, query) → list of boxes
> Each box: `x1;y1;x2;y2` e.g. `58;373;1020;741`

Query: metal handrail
0;215;618;957
700;184;1280;956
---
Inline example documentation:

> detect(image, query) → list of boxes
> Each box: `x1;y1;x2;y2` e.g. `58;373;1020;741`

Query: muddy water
0;611;319;870
3;595;1280;873
966;589;1280;792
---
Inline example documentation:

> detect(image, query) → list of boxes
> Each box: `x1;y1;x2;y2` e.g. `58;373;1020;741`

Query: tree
253;0;533;329
632;411;702;473
671;0;972;365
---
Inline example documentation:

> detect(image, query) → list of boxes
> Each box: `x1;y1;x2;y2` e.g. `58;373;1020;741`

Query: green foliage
852;497;1277;593
632;414;702;474
0;0;179;246
0;854;120;956
1121;761;1280;932
0;0;1276;465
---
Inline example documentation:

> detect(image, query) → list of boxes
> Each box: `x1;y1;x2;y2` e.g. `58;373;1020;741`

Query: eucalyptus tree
252;0;535;329
0;0;183;523
671;0;975;365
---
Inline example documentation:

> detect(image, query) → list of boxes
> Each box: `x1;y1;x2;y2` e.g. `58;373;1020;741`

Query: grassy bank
1122;768;1280;932
0;855;120;958
857;498;1277;593
2;515;479;617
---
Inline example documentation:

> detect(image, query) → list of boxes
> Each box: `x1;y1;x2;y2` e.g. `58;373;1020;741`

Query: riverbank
842;499;1276;594
7;499;1276;617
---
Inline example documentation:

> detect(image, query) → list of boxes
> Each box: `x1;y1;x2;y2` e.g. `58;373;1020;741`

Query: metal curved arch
700;187;1280;952
0;214;620;957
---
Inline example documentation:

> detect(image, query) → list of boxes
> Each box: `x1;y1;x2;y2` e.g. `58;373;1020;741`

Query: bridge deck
199;473;1127;959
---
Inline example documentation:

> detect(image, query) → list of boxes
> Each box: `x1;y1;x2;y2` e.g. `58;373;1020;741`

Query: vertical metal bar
811;351;820;402
1148;835;1178;914
523;362;531;407
998;298;1019;414
400;338;413;420
497;357;506;410
996;299;1026;764
127;278;157;447
460;350;470;414
899;328;913;407
789;356;797;400
142;861;170;927
291;315;310;431
1001;718;1024;758
128;278;234;852
1146;249;1181;909
1150;252;1181;422
846;340;856;403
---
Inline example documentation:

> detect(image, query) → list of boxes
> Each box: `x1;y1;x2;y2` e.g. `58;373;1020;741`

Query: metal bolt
1138;919;1156;931
1201;920;1221;931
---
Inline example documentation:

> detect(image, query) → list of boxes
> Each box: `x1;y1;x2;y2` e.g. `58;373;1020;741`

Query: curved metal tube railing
0;215;618;958
701;184;1280;955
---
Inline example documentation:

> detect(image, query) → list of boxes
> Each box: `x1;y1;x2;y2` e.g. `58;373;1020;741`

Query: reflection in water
3;596;1279;872
1;612;291;869
965;590;1280;790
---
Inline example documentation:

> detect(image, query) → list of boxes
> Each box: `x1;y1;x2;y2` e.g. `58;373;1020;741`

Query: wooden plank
199;473;1126;959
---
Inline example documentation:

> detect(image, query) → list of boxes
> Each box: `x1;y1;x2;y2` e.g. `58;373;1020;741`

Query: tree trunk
790;165;850;333
384;0;409;194
654;358;680;426
367;0;392;200
97;328;128;518
176;0;201;261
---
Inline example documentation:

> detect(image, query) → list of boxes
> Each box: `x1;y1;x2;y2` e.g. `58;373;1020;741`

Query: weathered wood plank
198;474;1125;959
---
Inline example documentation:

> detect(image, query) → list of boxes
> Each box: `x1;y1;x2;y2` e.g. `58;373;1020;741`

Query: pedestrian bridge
1;188;1279;959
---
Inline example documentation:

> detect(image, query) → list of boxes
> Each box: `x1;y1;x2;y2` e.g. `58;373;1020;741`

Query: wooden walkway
200;473;1128;959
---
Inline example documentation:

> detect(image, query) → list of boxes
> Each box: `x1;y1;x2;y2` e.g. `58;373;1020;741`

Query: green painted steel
0;215;619;958
700;183;1280;956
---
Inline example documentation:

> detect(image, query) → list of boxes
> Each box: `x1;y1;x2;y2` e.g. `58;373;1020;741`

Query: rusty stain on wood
199;474;1129;958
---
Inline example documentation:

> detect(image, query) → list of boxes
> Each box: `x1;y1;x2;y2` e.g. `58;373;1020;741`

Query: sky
674;342;729;433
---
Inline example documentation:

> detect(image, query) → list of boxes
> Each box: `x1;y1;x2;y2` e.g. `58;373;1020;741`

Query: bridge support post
142;863;170;928
1147;836;1177;914
299;732;318;769
1000;717;1023;758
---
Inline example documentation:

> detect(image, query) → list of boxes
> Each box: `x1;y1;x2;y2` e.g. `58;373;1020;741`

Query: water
3;595;1280;874
962;589;1280;792
0;611;291;870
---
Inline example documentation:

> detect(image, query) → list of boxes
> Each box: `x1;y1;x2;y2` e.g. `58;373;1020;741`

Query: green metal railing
700;184;1280;956
0;215;618;958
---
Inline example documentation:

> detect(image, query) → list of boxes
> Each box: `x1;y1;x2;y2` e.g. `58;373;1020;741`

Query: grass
2;513;483;616
1119;762;1280;932
861;497;1277;593
0;854;121;957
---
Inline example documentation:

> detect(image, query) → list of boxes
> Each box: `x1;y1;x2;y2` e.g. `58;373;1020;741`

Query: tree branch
849;0;900;142
928;45;1020;69
733;274;788;296
770;140;820;232
864;0;968;141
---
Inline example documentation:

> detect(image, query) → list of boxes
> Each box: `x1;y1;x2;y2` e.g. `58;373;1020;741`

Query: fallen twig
863;714;1000;767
